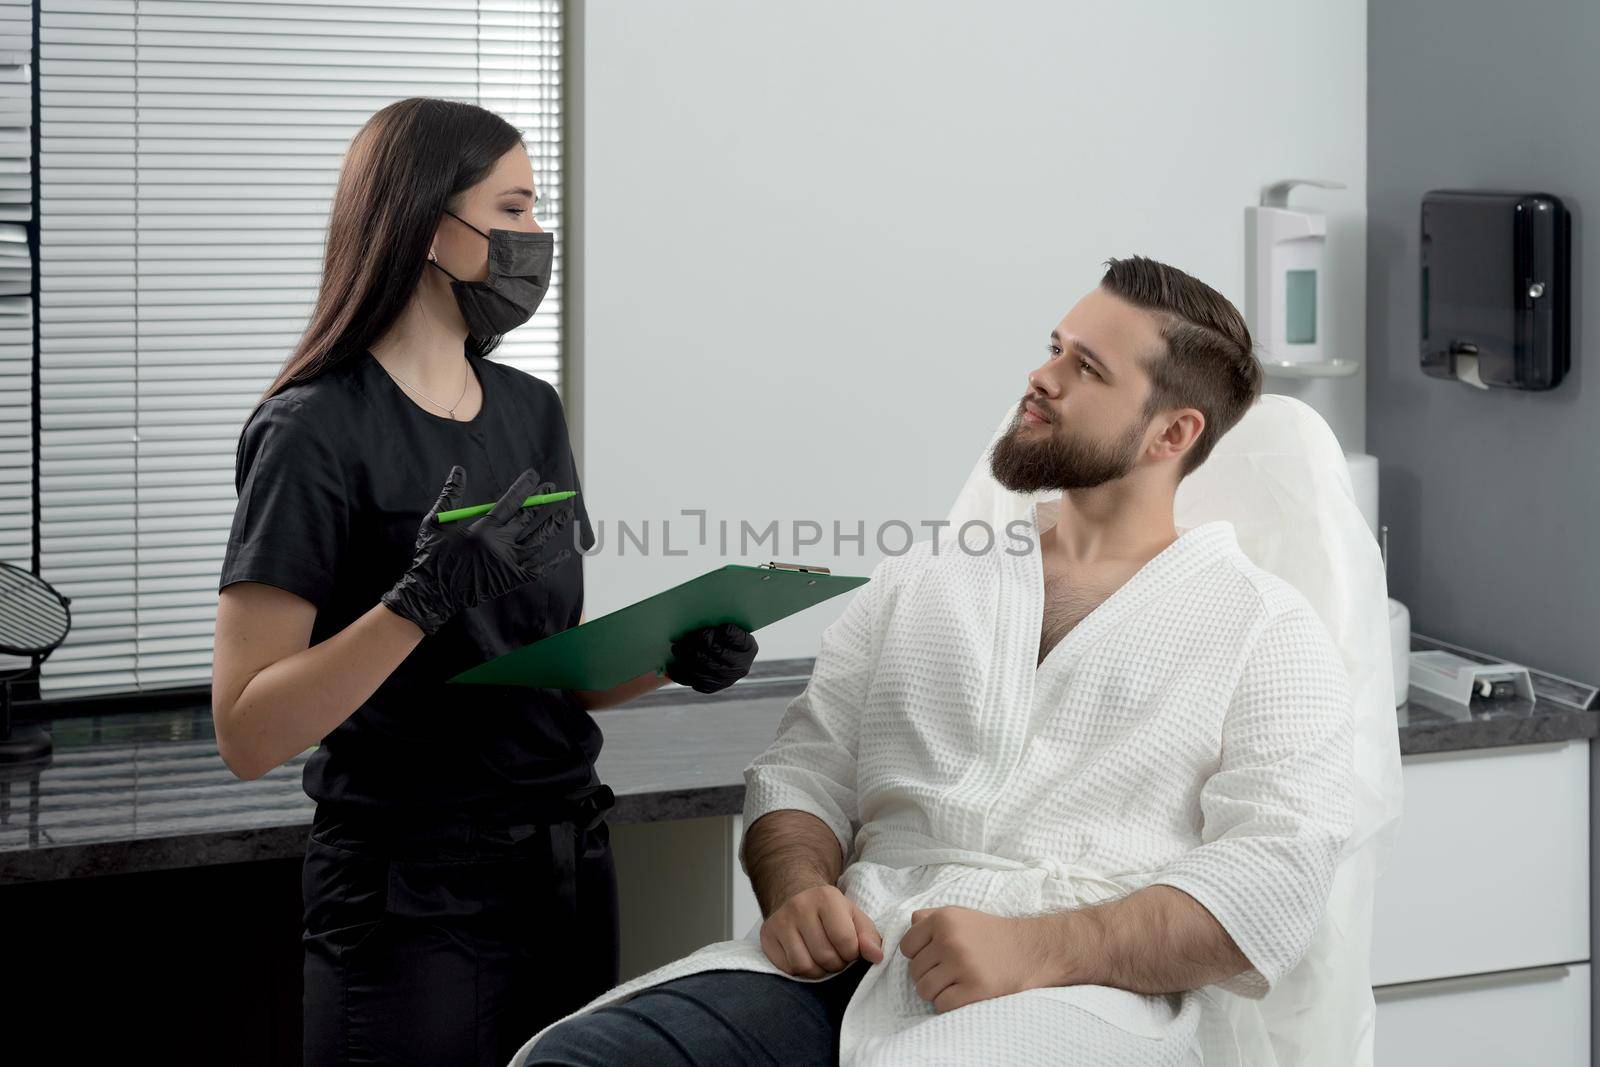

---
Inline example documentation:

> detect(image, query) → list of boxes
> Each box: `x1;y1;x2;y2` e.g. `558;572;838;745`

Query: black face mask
429;209;553;339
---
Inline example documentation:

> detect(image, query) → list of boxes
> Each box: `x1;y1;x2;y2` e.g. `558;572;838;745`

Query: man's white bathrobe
512;504;1355;1067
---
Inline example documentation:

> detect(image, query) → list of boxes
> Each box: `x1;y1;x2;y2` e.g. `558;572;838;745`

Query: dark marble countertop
0;686;797;885
1;646;1594;885
1396;684;1598;753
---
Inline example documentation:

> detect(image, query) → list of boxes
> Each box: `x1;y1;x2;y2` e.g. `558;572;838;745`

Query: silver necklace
380;358;471;419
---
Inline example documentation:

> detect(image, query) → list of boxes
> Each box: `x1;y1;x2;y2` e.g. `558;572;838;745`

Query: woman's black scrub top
219;347;600;820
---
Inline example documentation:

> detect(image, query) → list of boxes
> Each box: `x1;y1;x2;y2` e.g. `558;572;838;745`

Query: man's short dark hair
1100;255;1263;477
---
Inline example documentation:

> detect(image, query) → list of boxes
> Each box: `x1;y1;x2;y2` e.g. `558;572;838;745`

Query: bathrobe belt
855;833;1131;908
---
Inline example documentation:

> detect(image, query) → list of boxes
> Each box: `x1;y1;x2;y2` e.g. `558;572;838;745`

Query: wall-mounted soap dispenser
1420;189;1571;391
1245;178;1356;379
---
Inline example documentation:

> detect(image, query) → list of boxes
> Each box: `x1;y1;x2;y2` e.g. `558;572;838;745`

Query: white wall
572;0;1367;658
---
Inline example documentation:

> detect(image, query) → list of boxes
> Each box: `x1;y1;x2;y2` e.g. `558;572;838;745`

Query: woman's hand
380;465;574;636
571;619;759;710
665;622;759;693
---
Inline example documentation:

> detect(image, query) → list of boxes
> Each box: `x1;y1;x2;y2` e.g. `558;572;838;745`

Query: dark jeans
522;961;869;1067
301;807;619;1067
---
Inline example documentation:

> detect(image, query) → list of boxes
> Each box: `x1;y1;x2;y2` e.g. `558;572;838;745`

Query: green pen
437;490;577;525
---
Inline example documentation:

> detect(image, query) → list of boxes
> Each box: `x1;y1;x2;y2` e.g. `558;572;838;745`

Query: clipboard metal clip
761;561;832;575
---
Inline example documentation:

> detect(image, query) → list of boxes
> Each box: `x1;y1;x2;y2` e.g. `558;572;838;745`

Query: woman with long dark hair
211;98;757;1066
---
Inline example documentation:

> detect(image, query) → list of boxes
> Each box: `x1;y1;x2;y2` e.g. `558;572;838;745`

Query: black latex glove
380;465;575;636
665;623;759;694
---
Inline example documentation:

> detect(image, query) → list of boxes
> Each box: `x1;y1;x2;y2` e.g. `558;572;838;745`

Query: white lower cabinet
612;815;735;980
1370;738;1592;1064
729;814;763;939
1375;963;1589;1066
612;814;764;981
1370;741;1589;986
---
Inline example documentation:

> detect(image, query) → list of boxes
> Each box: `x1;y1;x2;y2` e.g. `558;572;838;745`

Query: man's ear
1152;408;1205;463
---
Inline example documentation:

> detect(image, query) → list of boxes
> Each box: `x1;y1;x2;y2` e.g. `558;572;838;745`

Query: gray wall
1368;0;1596;683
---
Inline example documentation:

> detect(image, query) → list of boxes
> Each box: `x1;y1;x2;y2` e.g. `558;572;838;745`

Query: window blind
0;0;30;678
38;0;565;697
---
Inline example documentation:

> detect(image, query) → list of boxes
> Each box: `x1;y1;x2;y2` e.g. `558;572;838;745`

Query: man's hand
760;884;885;979
900;906;1076;1013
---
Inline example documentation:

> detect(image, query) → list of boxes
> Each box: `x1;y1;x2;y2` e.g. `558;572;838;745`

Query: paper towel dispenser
1419;189;1570;391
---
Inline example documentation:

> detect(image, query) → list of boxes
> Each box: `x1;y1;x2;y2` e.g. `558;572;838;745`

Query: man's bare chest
1038;560;1140;664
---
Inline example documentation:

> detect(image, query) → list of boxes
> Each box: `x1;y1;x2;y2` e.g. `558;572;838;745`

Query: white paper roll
1345;452;1379;537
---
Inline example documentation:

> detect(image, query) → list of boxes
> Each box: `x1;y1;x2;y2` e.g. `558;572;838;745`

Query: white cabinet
1370;740;1589;986
612;815;736;980
1370;739;1591;1064
611;814;764;980
1375;963;1589;1066
729;813;763;939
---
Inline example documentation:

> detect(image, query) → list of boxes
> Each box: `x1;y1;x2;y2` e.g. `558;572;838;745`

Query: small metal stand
0;663;53;848
0;560;74;767
0;663;50;764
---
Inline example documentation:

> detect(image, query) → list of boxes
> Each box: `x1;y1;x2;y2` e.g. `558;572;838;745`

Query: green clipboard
447;562;868;691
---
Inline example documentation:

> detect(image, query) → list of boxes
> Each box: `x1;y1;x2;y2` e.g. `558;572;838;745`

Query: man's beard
988;405;1149;492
